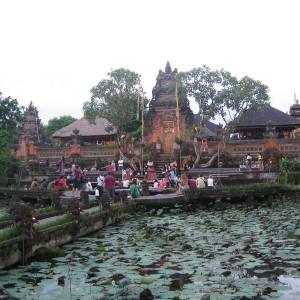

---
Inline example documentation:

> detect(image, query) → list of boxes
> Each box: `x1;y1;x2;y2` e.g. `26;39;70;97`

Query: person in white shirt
96;173;105;200
118;158;124;171
86;180;93;192
153;179;159;188
207;175;214;188
122;179;130;188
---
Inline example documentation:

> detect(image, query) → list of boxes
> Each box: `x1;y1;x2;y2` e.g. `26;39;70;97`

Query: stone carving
100;193;111;210
162;111;176;121
9;196;34;237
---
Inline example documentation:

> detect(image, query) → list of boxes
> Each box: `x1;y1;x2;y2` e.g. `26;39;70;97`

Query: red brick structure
144;61;194;152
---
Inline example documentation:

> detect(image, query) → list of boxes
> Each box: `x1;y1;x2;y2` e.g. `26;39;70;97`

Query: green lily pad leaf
140;276;156;285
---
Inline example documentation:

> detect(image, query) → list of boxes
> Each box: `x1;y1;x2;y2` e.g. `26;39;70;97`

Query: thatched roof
236;104;300;128
52;117;117;138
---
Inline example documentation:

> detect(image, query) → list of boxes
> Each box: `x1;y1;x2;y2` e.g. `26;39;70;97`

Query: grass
90;207;102;215
36;206;55;214
34;214;74;231
0;213;12;222
0;226;20;242
111;202;124;208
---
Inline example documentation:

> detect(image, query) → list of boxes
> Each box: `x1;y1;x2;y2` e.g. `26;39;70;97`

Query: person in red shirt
54;175;67;191
187;174;197;190
104;171;115;201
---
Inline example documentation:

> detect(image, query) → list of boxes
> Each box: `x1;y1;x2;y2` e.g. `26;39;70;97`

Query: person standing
96;173;105;200
111;160;116;172
169;167;176;187
162;164;168;178
104;171;116;201
246;153;253;171
72;165;83;198
258;152;263;171
118;158;124;171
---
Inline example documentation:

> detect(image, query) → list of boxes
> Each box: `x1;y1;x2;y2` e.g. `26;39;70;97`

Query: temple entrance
163;121;175;153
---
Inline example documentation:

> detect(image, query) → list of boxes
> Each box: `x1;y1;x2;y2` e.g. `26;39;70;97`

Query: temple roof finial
165;61;172;73
294;92;298;105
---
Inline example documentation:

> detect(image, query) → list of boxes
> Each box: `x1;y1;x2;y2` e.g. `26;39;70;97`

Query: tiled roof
52;117;117;137
193;114;218;135
237;104;300;127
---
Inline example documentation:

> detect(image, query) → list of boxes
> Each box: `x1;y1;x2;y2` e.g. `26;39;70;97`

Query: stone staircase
153;153;174;178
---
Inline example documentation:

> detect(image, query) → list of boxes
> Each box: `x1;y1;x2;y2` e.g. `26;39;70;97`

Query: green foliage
0;213;12;222
0;92;24;184
279;157;296;173
0;92;24;134
0;226;20;242
279;157;297;185
44;115;77;137
277;172;300;185
34;214;74;231
83;68;144;139
216;74;270;138
36;206;55;214
176;66;270;141
91;243;105;256
176;65;221;127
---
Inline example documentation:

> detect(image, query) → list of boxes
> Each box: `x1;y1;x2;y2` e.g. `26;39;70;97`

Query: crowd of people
25;157;220;204
24;175;68;192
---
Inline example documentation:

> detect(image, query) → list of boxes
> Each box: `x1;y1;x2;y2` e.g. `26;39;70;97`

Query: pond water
1;198;300;299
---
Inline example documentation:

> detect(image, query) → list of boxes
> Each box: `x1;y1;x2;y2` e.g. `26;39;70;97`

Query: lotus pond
1;198;300;300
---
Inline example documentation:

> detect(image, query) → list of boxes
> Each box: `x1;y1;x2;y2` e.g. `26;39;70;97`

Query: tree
0;91;24;184
279;157;296;185
176;65;222;167
216;74;270;140
83;68;142;142
176;66;270;167
45;115;77;138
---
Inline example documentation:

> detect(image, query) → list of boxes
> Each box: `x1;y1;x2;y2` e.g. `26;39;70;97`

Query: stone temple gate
144;61;194;153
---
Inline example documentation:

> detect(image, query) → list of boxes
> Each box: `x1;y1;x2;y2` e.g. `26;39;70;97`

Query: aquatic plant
2;198;300;299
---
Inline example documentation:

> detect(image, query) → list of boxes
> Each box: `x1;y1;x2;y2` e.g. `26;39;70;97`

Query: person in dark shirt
104;171;115;201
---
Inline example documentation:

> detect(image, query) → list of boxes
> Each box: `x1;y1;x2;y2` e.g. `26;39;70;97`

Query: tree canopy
0;91;24;183
176;65;270;167
45;115;77;138
83;68;143;141
177;65;270;139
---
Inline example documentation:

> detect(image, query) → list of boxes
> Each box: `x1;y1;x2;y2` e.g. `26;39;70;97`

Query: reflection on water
278;276;300;299
1;198;300;299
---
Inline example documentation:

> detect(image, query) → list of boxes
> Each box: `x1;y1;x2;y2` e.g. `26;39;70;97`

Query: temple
13;62;300;168
144;61;194;152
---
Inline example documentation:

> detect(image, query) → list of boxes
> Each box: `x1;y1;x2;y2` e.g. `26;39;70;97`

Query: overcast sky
0;0;299;124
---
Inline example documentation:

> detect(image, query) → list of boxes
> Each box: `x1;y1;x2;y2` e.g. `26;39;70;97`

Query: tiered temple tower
145;62;193;153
